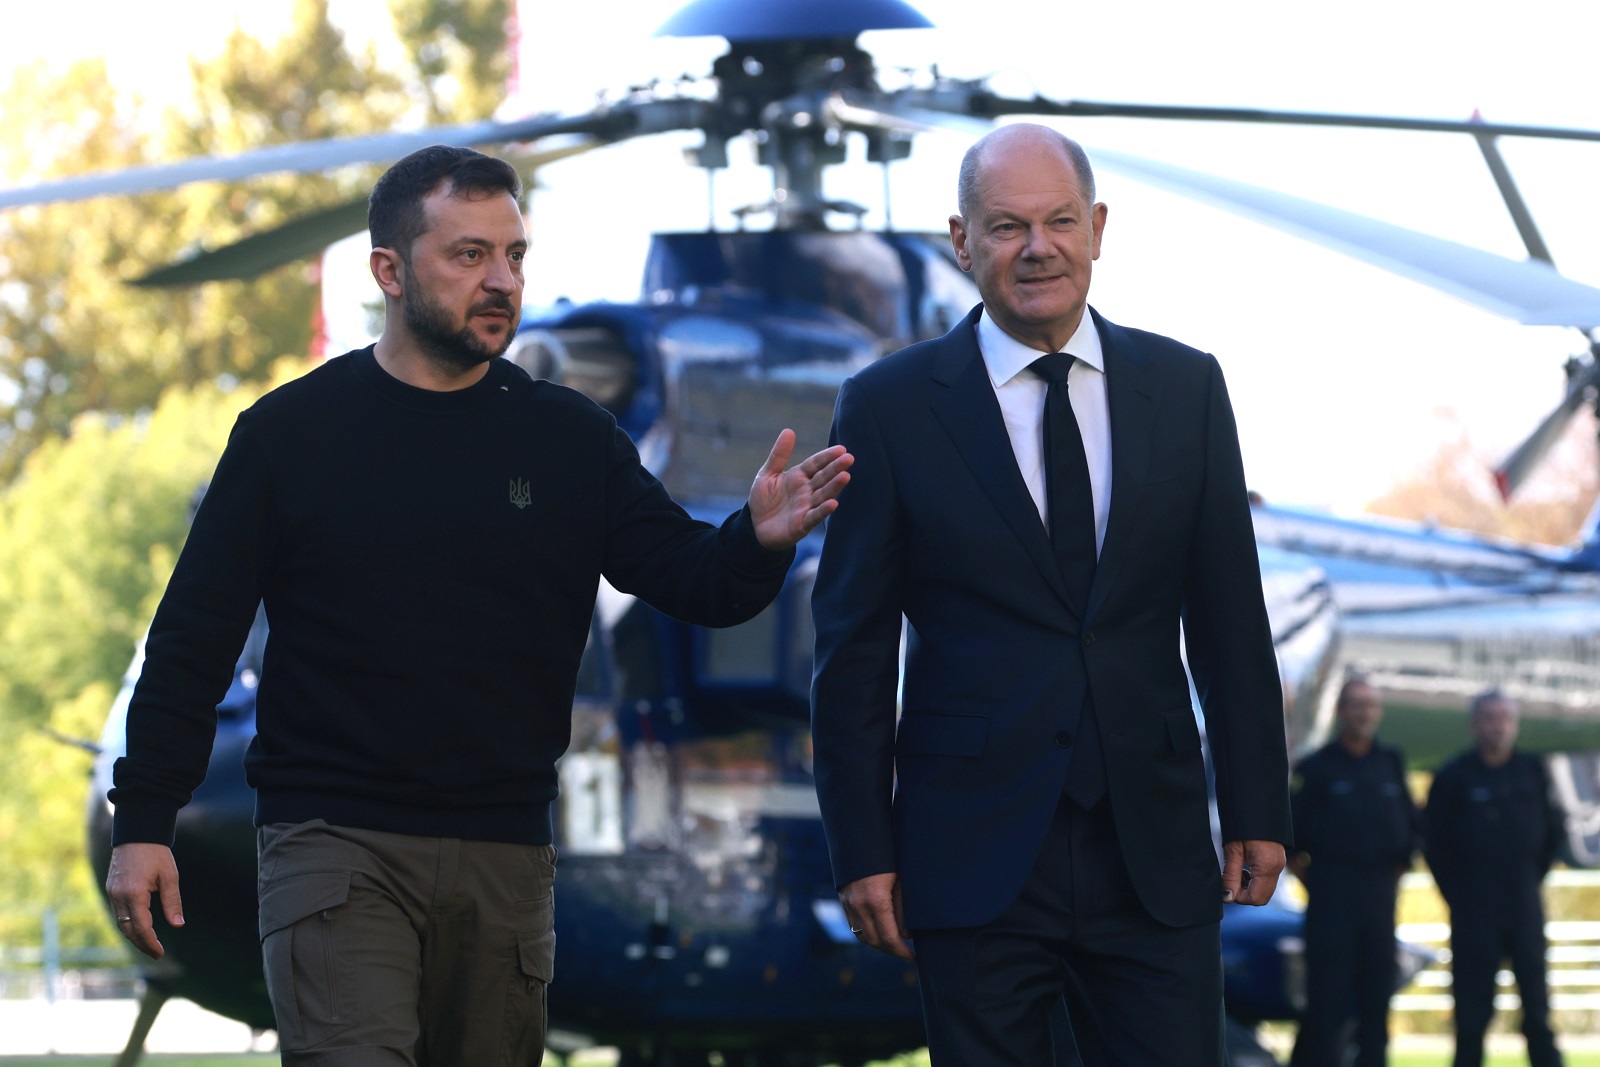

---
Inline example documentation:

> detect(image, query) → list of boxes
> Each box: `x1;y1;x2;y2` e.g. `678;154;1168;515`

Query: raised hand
749;428;854;550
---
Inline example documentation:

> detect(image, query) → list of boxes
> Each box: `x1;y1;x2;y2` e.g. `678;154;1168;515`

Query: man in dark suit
810;123;1291;1064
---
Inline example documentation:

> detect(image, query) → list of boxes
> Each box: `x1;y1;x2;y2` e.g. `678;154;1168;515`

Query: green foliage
0;374;285;731
0;363;306;948
0;682;115;947
390;0;513;125
0;0;511;483
0;0;513;957
0;59;191;483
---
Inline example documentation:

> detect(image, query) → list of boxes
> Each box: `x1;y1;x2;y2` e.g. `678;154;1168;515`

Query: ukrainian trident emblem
510;478;532;510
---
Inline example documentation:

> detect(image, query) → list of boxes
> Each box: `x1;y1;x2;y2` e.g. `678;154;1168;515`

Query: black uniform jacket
1291;739;1418;886
1425;749;1563;909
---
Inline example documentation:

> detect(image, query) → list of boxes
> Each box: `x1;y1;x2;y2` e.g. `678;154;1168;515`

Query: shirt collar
977;306;1105;389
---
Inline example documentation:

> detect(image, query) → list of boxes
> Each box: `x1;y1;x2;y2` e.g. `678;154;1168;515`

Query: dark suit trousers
912;796;1224;1067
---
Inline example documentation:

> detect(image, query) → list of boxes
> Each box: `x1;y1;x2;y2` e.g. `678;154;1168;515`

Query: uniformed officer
1425;690;1566;1067
1288;676;1419;1067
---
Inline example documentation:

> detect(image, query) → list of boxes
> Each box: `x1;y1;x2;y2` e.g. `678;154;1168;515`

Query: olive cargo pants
257;820;557;1066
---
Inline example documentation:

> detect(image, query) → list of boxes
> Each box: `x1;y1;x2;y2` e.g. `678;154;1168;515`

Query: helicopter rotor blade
855;85;1600;493
129;141;598;288
963;93;1600;144
831;92;991;139
1494;357;1600;500
1083;147;1600;330
131;198;370;288
1470;121;1556;267
845;84;1600;145
0;99;708;212
815;93;1600;334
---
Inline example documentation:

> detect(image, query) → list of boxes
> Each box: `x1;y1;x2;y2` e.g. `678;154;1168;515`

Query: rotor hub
654;0;933;42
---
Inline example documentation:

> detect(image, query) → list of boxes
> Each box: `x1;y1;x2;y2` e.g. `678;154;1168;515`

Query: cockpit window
506;327;638;414
905;238;980;340
654;314;870;503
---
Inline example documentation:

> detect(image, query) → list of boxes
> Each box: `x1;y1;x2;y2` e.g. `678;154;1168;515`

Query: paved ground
3;1000;1599;1061
0;1000;269;1057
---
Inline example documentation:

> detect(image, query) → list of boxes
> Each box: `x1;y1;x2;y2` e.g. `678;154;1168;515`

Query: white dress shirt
976;308;1112;555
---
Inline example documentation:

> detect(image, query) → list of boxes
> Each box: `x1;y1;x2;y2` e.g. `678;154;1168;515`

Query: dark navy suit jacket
810;304;1291;931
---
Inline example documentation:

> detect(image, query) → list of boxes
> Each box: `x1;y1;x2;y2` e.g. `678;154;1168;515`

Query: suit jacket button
1082;630;1096;647
1055;731;1072;747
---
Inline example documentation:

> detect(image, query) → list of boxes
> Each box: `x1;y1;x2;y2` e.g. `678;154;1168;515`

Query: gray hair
956;125;1096;220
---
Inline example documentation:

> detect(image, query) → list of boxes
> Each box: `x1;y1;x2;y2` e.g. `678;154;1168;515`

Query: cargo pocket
258;871;355;1050
515;844;557;916
502;928;556;1066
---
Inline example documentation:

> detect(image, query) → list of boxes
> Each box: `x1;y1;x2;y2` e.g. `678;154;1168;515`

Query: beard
402;279;519;370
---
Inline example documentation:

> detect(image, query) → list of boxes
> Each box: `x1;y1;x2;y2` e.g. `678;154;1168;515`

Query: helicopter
8;0;1600;1063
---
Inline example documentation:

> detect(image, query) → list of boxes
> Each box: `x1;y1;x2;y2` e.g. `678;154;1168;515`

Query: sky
4;0;1600;518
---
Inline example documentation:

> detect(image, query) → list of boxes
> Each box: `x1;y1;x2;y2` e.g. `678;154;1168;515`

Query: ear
949;214;972;271
370;247;405;298
1090;202;1108;261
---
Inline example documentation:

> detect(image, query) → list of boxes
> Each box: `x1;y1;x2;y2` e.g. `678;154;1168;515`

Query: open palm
749;429;854;550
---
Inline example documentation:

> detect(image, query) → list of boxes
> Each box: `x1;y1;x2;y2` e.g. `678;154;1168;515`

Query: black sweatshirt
110;348;793;847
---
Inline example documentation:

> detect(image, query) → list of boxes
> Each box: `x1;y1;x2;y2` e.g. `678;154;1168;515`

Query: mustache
471;296;517;316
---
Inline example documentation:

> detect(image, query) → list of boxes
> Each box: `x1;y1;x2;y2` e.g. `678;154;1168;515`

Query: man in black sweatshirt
103;146;853;1066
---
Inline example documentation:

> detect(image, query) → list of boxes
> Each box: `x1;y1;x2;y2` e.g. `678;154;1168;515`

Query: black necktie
1030;353;1097;604
1030;352;1106;809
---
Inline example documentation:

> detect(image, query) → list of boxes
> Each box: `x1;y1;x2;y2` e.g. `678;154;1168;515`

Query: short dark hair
957;126;1095;220
1336;674;1375;710
368;145;522;259
1471;688;1516;717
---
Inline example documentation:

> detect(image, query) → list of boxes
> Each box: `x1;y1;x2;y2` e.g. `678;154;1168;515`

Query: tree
0;0;512;950
390;0;514;126
1365;409;1600;547
0;361;307;947
0;0;512;483
0;59;188;484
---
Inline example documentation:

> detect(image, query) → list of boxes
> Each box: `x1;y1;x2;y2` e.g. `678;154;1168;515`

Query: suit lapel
928;307;1076;615
1086;309;1158;622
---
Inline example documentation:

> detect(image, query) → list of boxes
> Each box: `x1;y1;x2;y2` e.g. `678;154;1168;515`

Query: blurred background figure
1288;675;1419;1067
1425;690;1567;1067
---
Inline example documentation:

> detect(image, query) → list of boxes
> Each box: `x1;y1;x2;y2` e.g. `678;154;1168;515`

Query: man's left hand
1222;839;1285;906
750;429;854;550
